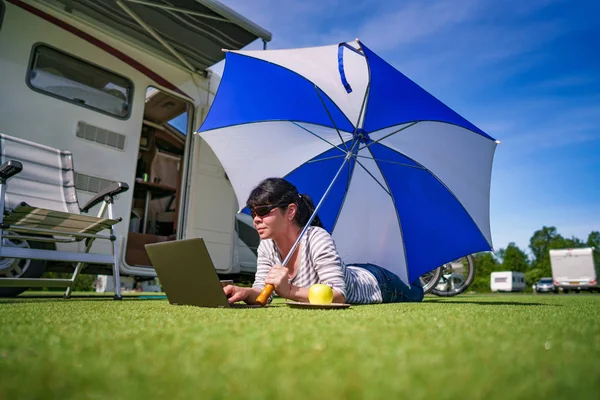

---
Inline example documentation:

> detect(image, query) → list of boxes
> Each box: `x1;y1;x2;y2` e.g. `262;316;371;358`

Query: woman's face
252;203;297;240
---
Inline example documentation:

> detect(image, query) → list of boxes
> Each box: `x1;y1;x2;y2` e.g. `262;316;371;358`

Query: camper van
550;248;600;293
0;0;271;296
490;271;526;292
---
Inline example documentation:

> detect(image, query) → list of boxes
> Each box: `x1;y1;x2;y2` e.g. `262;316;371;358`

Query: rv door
176;103;196;238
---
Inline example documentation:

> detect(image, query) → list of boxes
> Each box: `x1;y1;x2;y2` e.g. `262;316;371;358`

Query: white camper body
0;0;269;290
550;248;600;292
490;271;526;292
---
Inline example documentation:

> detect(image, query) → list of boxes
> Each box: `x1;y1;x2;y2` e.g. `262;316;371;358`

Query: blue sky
210;0;600;255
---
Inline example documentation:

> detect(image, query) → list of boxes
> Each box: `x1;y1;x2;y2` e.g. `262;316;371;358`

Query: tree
525;268;546;288
497;242;529;272
469;252;500;292
529;226;559;264
529;226;586;278
587;231;600;249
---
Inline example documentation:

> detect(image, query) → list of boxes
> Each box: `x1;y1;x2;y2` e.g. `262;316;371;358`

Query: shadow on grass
0;294;167;304
423;299;559;307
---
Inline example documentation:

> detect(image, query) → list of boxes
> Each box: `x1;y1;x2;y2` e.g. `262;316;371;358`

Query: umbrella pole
256;143;358;305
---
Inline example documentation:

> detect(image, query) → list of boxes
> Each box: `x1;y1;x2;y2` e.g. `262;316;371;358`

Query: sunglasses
250;203;289;218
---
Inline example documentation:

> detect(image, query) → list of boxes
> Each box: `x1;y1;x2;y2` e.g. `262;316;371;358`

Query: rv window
27;45;133;119
494;277;507;283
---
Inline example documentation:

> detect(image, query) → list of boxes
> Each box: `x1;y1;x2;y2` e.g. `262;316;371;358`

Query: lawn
1;293;599;400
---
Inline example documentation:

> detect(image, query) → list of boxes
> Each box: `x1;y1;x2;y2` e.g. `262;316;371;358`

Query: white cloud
353;0;481;50
534;75;597;89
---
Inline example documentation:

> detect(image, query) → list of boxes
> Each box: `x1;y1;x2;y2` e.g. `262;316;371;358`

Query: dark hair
246;178;323;228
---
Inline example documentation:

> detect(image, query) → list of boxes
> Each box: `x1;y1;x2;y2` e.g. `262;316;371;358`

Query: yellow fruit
308;284;334;305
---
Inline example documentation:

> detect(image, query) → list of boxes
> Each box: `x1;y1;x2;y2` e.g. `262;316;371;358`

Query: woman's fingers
264;266;292;297
228;290;245;304
266;267;287;287
223;285;246;303
223;285;234;296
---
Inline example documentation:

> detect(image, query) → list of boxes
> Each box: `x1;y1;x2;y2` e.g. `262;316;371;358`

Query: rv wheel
0;233;54;297
419;267;443;294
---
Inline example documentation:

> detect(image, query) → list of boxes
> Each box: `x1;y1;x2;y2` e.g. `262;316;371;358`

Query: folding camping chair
0;133;128;299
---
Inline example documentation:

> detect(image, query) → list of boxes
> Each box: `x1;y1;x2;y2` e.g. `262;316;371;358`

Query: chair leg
64;261;86;299
111;235;122;300
64;237;97;299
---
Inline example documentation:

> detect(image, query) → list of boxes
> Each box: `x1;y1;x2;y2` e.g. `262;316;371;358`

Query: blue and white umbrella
198;40;498;285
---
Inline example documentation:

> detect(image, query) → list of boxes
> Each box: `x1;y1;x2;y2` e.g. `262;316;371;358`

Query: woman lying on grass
223;177;424;305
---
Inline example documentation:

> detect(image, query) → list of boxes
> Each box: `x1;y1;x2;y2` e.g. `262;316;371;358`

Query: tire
0;233;54;297
419;267;443;294
431;255;476;297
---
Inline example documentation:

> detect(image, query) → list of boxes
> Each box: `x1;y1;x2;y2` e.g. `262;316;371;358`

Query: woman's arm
223;285;264;305
309;228;347;302
264;265;345;303
273;228;347;303
287;284;345;303
226;240;274;305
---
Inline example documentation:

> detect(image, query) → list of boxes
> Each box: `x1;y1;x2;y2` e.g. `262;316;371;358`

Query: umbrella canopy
198;40;498;285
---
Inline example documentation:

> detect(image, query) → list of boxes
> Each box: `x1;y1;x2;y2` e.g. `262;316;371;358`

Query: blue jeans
353;263;424;303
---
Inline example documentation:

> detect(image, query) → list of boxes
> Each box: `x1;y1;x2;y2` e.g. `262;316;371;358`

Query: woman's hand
223;285;249;304
265;265;292;298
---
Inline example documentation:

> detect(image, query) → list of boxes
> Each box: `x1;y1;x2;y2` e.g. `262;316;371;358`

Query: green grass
1;294;599;400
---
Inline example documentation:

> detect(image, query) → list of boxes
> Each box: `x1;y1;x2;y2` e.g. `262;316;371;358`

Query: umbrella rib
354;78;370;130
291;122;348;154
314;86;349;151
330;152;357;233
364;146;410;277
355;155;426;170
353;158;392;197
358;121;419;151
306;155;346;164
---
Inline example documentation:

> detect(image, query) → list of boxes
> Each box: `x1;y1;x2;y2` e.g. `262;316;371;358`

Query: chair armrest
0;160;23;182
81;182;129;213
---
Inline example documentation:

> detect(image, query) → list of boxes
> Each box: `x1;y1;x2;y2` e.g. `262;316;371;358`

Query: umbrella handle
256;284;274;306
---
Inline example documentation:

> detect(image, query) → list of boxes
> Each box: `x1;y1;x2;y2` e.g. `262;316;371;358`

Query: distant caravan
490;271;526;292
550;248;600;293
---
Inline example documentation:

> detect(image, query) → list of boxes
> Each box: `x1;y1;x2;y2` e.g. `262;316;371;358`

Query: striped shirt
252;226;383;304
